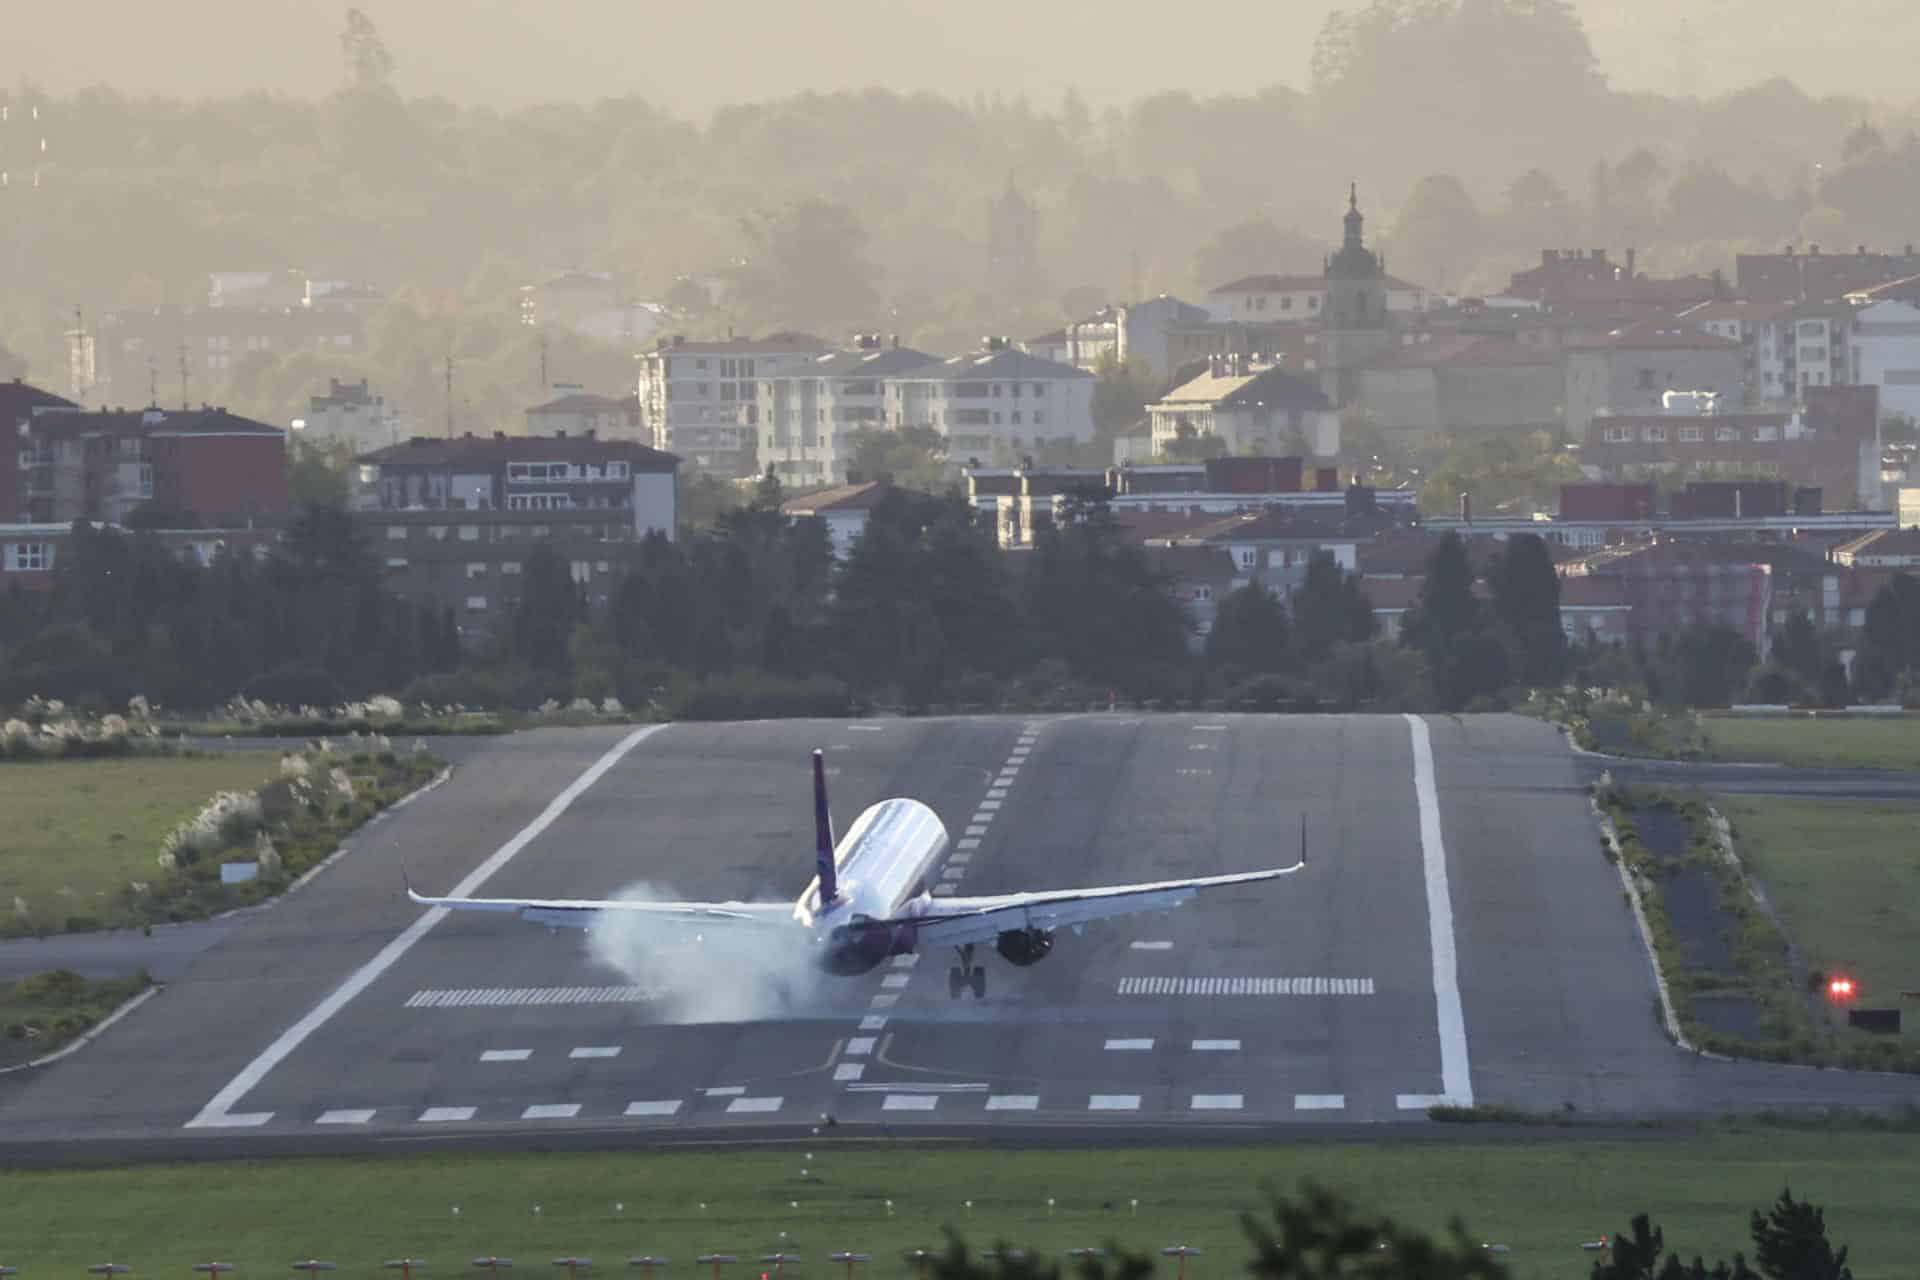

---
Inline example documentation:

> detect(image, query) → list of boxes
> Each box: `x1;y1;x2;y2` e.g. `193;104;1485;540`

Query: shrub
242;666;344;710
667;671;855;721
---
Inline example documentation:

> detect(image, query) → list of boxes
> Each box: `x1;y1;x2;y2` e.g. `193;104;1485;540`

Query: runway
3;713;1917;1152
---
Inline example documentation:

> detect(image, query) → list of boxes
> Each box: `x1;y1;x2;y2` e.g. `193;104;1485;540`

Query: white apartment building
1849;299;1920;422
886;343;1094;466
758;339;938;486
1755;302;1853;403
637;334;828;478
1147;358;1340;458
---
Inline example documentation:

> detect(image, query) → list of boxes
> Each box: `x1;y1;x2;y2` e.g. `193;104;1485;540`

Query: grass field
0;969;151;1067
1;1131;1917;1278
1702;716;1920;770
0;753;281;933
1718;795;1920;1042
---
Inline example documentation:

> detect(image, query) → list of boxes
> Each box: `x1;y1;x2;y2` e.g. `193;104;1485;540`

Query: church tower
1319;185;1393;405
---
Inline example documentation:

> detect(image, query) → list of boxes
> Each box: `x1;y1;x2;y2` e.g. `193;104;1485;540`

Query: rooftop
359;433;678;470
0;378;79;422
1155;363;1331;411
781;480;901;515
528;392;640;415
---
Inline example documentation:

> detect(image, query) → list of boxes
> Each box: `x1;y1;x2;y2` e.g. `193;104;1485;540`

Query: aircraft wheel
969;967;986;999
948;966;965;999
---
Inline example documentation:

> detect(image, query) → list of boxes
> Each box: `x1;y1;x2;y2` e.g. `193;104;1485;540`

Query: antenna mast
177;341;190;409
444;351;454;438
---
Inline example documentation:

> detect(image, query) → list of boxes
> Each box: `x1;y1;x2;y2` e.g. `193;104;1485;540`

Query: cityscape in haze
2;5;1919;1278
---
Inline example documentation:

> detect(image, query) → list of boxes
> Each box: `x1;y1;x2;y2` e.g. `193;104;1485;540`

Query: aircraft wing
895;862;1304;948
406;886;797;931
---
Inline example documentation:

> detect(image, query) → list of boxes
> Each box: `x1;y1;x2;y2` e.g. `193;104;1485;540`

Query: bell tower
1320;185;1392;405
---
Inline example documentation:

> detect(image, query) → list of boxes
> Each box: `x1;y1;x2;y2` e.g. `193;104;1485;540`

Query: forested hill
5;1;1920;431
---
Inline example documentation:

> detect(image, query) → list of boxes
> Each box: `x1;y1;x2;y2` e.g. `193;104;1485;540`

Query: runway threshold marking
1103;1038;1154;1051
725;1096;782;1114
522;1103;581;1119
419;1106;476;1123
625;1100;682;1117
1191;1039;1240;1051
1190;1094;1243;1110
568;1046;621;1059
316;1108;375;1124
986;1095;1039;1111
184;724;669;1130
1088;1094;1141;1111
1405;714;1474;1109
480;1048;532;1062
882;1094;938;1111
1116;976;1374;995
1129;940;1173;951
1294;1094;1345;1111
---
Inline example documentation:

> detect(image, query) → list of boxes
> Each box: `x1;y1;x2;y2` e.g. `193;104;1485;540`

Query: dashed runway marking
1294;1094;1346;1110
957;838;981;849
890;955;918;968
1104;1038;1154;1051
703;1086;746;1097
316;1108;375;1125
881;973;911;988
846;1036;877;1055
1191;1039;1241;1051
834;1063;865;1082
480;1048;532;1062
419;1106;475;1123
964;824;988;836
882;1094;938;1112
870;994;899;1008
1089;1094;1141;1111
569;1046;620;1059
1117;976;1375;996
1191;1094;1243;1110
940;867;965;880
1397;1093;1448;1110
408;986;654;1009
1129;940;1173;951
847;724;884;732
190;1112;273;1128
522;1103;580;1120
725;1096;782;1114
987;788;1008;799
986;1095;1039;1111
978;799;1002;811
859;1014;888;1029
625;1100;681;1117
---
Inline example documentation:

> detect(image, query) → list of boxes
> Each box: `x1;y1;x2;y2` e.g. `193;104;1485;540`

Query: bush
1742;662;1813;706
1226;672;1305;711
399;666;562;712
666;671;855;721
243;665;344;710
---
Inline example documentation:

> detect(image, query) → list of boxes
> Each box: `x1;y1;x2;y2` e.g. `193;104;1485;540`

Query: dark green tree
1488;532;1566;686
1771;611;1823;687
1858;573;1920;694
1291;549;1377;662
1207;582;1291;674
1244;1183;1510;1280
512;542;581;672
1665;624;1759;708
1401;532;1507;709
1090;351;1159;442
1751;1188;1851;1280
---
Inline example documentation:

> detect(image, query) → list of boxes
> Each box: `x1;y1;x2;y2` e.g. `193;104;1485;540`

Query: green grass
1718;796;1920;1045
1;1133;1917;1277
0;969;152;1068
0;753;281;933
1702;716;1920;770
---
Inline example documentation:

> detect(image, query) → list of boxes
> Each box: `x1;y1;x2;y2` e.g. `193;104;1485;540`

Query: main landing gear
948;943;987;999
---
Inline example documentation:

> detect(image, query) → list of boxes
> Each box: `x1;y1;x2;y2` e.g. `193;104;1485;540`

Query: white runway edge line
184;724;670;1130
1404;713;1474;1109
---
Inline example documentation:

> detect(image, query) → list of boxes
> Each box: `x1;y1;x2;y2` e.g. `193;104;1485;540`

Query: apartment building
94;303;368;410
526;389;644;442
14;404;286;526
351;432;678;636
1147;357;1339;458
758;338;938;487
1755;301;1854;401
637;334;828;479
299;378;399;452
886;342;1094;467
1563;320;1745;434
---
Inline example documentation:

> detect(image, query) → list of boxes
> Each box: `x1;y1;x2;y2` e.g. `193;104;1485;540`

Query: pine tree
1489;532;1566;686
1750;1189;1851;1280
1293;549;1377;662
1207;582;1291;675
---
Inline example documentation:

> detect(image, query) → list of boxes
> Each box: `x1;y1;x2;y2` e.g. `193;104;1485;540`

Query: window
385;557;408;571
1603;426;1630;443
1033;411;1046;425
1754;426;1779;441
571;560;592;584
1281;296;1293;311
465;595;488;611
5;543;52;572
428;525;450;541
608;460;629;480
1679;426;1703;442
1194;586;1212;601
457;525;480;542
1643;426;1667;443
1237;549;1256;569
466;562;488;578
386;525;408;541
501;561;522;575
595;561;611;573
1715;426;1742;442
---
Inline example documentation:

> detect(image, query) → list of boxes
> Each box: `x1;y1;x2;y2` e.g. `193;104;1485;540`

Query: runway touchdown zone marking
186;725;670;1130
1117;976;1374;996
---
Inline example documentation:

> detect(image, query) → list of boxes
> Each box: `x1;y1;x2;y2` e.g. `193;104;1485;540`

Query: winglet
1300;813;1308;869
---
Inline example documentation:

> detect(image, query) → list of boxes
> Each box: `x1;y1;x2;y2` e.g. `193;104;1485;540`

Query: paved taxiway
3;714;1918;1150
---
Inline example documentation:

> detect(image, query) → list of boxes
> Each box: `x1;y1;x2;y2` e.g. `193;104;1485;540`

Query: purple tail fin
813;749;838;903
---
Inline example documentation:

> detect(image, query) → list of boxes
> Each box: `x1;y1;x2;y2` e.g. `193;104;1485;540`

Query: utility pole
178;340;191;409
539;331;550;391
444;351;454;438
148;357;158;407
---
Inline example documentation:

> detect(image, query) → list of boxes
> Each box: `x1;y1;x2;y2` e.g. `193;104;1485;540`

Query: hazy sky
6;0;1916;115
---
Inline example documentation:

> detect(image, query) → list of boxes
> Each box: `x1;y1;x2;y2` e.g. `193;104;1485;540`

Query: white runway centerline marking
847;724;883;732
480;1048;532;1062
1294;1094;1346;1111
891;954;918;968
1190;1094;1243;1110
703;1086;746;1096
185;724;669;1129
859;1015;889;1029
846;1036;877;1055
1104;1038;1154;1051
316;1108;375;1125
569;1046;621;1060
522;1103;581;1120
957;838;981;850
881;973;911;988
964;824;988;836
1129;940;1173;951
625;1100;681;1117
986;1095;1039;1111
833;1063;866;1082
882;1094;938;1111
1406;713;1474;1109
1191;1039;1240;1051
1117;976;1374;996
1088;1095;1141;1111
419;1106;476;1123
726;1096;782;1114
870;993;899;1008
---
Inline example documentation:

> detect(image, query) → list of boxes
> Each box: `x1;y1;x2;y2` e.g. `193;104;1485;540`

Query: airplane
407;750;1306;998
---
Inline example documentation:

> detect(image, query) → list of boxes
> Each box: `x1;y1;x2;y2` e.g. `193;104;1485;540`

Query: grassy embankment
2;1131;1920;1278
1717;796;1920;1047
0;753;282;935
1701;715;1920;771
0;969;152;1069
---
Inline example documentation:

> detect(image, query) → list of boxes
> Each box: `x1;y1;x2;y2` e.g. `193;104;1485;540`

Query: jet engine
995;927;1054;966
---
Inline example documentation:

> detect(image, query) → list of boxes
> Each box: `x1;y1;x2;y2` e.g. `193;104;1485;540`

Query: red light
1827;976;1857;1001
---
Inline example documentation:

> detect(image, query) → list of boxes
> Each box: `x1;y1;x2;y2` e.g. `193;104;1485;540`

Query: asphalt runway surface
4;714;1918;1156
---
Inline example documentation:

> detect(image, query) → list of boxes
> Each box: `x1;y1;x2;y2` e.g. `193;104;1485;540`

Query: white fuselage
794;798;949;930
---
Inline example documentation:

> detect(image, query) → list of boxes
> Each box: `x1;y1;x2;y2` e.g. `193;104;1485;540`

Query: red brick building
17;405;287;527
